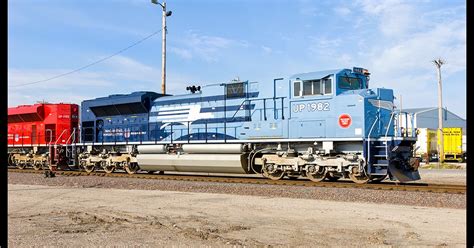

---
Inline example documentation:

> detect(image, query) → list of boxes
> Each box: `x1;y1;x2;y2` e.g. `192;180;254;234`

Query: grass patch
420;163;464;169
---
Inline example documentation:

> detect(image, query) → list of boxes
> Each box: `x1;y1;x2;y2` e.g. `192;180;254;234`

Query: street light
433;58;445;164
151;0;172;95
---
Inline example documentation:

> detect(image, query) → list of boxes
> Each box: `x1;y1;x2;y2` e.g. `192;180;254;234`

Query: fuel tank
136;153;249;173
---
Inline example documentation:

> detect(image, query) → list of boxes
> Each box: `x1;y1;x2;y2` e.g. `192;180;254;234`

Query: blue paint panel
80;91;162;142
154;92;259;106
201;104;255;113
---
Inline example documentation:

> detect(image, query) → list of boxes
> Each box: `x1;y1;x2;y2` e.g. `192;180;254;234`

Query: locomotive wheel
262;164;284;180
103;164;115;174
306;165;326;182
348;166;370;184
32;161;43;170
8;154;14;167
84;163;96;173
124;162;139;174
79;160;87;171
17;161;26;170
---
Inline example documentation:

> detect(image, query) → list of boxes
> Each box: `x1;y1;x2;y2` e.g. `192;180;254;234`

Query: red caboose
8;103;79;146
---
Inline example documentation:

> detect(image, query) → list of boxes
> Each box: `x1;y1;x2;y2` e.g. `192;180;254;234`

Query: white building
399;107;466;134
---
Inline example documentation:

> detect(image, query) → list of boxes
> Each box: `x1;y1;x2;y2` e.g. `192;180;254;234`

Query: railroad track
8;168;466;194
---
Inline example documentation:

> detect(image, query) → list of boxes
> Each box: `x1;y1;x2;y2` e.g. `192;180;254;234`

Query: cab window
299;78;332;96
226;82;245;98
312;80;321;95
323;78;332;94
294;81;301;97
339;77;362;90
303;81;312;95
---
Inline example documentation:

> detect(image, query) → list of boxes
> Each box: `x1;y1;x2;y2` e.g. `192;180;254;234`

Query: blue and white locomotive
77;67;421;183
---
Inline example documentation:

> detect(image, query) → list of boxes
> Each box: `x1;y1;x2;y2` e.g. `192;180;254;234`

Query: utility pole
433;58;445;164
151;0;172;95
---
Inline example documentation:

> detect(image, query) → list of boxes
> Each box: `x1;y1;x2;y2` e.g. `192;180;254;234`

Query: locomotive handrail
395;111;416;138
54;129;68;146
65;128;76;158
247;96;286;120
405;112;409;137
281;97;285;120
384;112;395;159
205;121;208;143
46;129;53;145
367;115;379;169
65;128;76;145
230;99;249;119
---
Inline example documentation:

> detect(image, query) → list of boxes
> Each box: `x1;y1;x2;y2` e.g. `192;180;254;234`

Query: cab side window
294;81;301;97
303;81;312;95
226;82;245;98
323;78;332;94
312;80;321;95
338;77;362;90
300;78;332;96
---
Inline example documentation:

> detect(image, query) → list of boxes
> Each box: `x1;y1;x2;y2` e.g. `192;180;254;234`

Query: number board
292;101;330;113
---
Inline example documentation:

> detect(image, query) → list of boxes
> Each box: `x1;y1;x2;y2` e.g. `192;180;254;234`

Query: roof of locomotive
82;91;164;106
8;103;77;116
151;80;251;103
289;69;343;80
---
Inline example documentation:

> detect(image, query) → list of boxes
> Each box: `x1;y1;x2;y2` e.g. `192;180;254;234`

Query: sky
8;0;466;118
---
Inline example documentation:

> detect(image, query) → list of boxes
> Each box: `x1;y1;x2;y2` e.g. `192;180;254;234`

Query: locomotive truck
8;67;421;183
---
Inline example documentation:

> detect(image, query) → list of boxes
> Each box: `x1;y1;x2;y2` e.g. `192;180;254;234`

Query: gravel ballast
7;172;465;209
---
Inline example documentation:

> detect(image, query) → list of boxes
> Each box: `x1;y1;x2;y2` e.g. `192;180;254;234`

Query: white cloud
334;7;351;16
169;47;193;60
366;14;465;77
8;55;194;107
300;1;465;117
353;0;466;117
261;46;272;54
8;69;115;89
308;36;343;61
172;31;250;62
356;0;419;37
8;69;116;107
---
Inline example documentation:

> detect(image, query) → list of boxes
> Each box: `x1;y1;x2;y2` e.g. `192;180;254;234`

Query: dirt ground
417;168;466;185
8;184;466;247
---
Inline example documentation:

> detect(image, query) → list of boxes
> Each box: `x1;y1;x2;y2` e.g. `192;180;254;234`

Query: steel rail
7;168;466;194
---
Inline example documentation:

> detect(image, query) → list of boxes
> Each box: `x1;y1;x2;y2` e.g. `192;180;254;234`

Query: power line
10;28;164;88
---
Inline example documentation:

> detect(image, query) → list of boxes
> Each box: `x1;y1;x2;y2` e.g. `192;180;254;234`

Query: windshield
338;77;362;90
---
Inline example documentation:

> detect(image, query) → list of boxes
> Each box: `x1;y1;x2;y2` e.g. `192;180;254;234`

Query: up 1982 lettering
293;102;330;113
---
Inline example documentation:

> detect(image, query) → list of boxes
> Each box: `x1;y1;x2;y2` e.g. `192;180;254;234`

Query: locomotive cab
287;67;419;182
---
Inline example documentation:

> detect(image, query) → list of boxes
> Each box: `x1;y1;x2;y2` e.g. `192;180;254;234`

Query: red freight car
8;103;79;170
